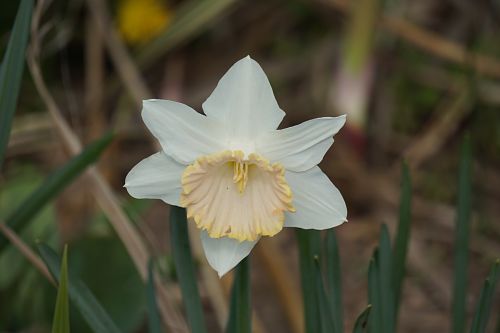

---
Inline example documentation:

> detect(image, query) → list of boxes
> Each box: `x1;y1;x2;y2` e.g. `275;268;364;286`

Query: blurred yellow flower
117;0;171;45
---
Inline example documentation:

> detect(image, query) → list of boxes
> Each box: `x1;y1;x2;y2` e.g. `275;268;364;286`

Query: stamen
233;161;249;193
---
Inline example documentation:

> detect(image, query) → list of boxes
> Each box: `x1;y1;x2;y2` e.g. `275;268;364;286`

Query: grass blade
452;137;473;333
379;224;395;333
313;256;335;333
296;229;321;333
368;251;382;333
38;243;122;333
352;305;372;333
0;0;33;167
51;245;70;333
469;259;500;333
147;260;163;333
324;229;343;333
393;162;412;313
169;206;207;333
225;257;251;333
0;133;113;251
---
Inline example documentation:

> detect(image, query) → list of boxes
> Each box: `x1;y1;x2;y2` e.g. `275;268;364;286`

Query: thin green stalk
469;259;500;333
324;229;343;333
296;229;321;333
393;162;412;314
169;206;207;333
226;257;251;333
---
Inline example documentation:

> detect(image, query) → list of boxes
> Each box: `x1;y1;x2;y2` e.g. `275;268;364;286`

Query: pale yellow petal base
180;150;295;242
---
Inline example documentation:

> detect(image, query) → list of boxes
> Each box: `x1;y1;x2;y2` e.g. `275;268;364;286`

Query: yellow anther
233;161;249;193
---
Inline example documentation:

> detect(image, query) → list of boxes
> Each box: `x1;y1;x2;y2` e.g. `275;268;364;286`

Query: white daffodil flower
125;56;347;277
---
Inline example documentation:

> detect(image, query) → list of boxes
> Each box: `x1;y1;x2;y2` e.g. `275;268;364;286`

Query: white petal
142;99;226;164
202;56;285;140
124;152;184;206
285;166;347;229
200;230;258;277
256;115;346;172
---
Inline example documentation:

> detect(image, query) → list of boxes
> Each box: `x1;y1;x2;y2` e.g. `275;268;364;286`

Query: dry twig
0;222;55;286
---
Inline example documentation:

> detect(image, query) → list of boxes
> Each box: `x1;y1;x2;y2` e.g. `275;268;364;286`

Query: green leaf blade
147;260;163;333
313;256;335;333
296;229;321;333
352;305;372;333
393;162;412;314
169;206;207;333
452;137;473;333
0;132;113;251
368;251;382;333
38;243;122;333
51;245;70;333
379;224;395;333
225;257;251;333
469;259;500;333
0;0;34;167
324;229;343;333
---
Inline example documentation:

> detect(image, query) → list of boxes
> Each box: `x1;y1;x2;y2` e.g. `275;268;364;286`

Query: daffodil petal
284;166;347;229
200;230;258;277
124;152;184;205
256;115;346;172
202;56;285;140
142;99;226;164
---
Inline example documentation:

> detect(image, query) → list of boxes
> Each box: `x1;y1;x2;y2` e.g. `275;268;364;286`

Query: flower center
180;150;295;242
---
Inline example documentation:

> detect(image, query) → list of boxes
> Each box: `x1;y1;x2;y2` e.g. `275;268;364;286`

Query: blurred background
1;0;499;332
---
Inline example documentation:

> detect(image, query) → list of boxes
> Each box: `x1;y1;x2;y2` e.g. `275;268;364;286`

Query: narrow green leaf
296;229;321;333
226;257;251;333
368;251;382;333
378;224;395;333
169;206;207;333
393;162;412;313
324;229;343;333
352;305;372;333
147;260;163;333
38;244;122;333
452;137;473;333
0;132;113;251
313;256;335;333
469;259;500;333
51;245;70;333
136;0;237;68
0;0;33;167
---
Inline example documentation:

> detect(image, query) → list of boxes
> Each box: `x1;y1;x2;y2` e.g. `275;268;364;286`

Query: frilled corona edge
180;150;295;242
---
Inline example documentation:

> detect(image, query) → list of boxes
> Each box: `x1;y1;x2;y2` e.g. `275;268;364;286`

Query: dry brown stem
86;0;152;105
27;1;187;331
0;222;55;286
403;87;471;170
323;0;500;78
255;239;304;333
